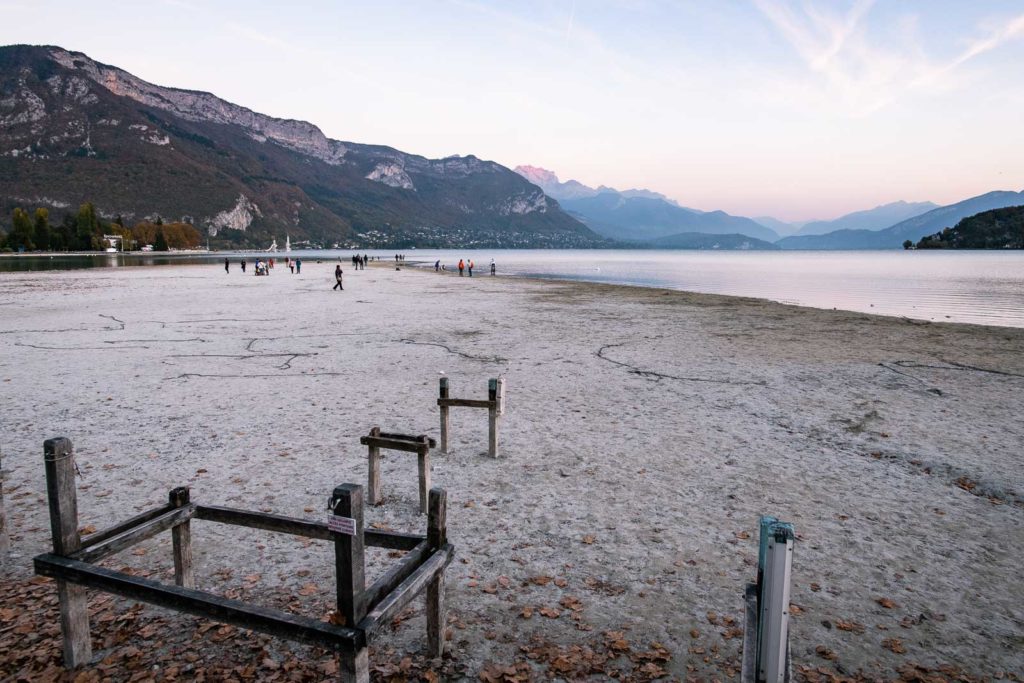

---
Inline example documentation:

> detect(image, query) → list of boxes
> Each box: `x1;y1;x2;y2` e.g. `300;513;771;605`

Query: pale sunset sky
2;0;1022;221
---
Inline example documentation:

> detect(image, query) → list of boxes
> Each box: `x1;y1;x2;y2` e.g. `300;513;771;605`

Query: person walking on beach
224;258;230;274
490;258;496;276
289;260;295;274
240;259;246;273
333;265;344;291
295;259;302;274
434;259;440;272
468;260;474;277
458;259;465;277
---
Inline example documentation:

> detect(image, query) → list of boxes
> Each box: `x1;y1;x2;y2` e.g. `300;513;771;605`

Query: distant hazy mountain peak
515;164;561;186
794;200;939;236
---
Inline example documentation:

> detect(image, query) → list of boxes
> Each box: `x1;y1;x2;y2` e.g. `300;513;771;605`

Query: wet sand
1;261;1022;680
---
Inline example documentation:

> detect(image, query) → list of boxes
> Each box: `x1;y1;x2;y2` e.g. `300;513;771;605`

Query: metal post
756;517;794;683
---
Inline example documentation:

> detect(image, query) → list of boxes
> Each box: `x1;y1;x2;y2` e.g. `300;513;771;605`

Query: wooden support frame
35;437;454;683
437;377;506;457
360;429;436;513
0;447;9;564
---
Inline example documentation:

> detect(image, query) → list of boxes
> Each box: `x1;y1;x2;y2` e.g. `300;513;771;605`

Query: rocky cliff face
0;45;599;248
48;48;349;165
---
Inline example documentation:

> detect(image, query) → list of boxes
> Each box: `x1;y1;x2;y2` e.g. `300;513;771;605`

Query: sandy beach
1;260;1022;681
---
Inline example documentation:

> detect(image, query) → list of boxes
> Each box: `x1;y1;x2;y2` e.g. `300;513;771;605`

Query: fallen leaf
876;597;898;609
815;645;837;661
835;620;866;634
882;637;907;654
581;535;596;545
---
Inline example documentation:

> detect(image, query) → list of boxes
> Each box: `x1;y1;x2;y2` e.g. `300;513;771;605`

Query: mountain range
776;191;1024;249
0;45;601;248
514;166;779;243
790;201;939;236
516;165;1024;250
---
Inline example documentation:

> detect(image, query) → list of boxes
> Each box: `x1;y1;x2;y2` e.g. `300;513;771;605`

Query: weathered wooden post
0;446;9;563
417;435;431;515
330;484;368;683
487;378;506;458
366;426;382;506
438;378;450;454
169;487;194;588
426;488;447;657
43;437;92;667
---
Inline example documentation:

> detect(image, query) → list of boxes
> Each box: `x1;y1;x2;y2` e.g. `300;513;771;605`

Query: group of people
434;258;495;277
223;257;301;275
351;254;371;270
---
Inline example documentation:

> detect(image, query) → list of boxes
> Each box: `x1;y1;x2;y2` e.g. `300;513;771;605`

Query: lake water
3;249;1023;328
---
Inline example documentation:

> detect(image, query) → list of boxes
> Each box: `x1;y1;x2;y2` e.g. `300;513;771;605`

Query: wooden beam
426;489;448;657
331;484;366;629
34;553;363;651
80;503;175;549
439;378;450;454
378;431;433;444
366;426;382;506
436;398;494;409
195;505;332;539
0;449;9;564
358;436;436;454
488;379;500;458
71;505;195;564
358;544;454;637
362;541;430;612
191;505;423;550
43;437;91;668
427;489;447;549
417;437;430;515
169;487;194;589
365;530;425;551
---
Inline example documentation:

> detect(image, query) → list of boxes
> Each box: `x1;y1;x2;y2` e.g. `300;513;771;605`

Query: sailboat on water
285;234;291;252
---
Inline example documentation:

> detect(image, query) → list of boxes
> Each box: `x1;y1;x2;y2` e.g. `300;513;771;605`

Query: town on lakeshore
1;4;1023;682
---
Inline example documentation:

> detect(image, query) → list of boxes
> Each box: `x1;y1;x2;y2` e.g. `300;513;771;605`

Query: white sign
328;514;356;536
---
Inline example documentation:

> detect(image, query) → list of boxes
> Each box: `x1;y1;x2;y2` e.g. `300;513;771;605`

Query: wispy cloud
224;22;294;51
754;0;1024;115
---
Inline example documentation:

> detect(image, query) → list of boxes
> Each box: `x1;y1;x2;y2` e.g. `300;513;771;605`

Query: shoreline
1;263;1022;680
4;248;1023;330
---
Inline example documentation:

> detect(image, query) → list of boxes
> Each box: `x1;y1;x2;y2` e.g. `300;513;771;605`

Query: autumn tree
7;208;34;251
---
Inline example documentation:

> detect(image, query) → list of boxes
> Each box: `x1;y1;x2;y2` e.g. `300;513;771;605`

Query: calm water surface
3;249;1023;328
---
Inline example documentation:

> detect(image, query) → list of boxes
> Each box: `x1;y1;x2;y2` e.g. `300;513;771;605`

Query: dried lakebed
0;263;1022;680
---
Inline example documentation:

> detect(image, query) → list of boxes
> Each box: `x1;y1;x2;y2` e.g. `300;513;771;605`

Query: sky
2;1;1023;222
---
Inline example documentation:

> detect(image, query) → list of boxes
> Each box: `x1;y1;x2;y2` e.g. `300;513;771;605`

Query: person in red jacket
458;259;465;277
